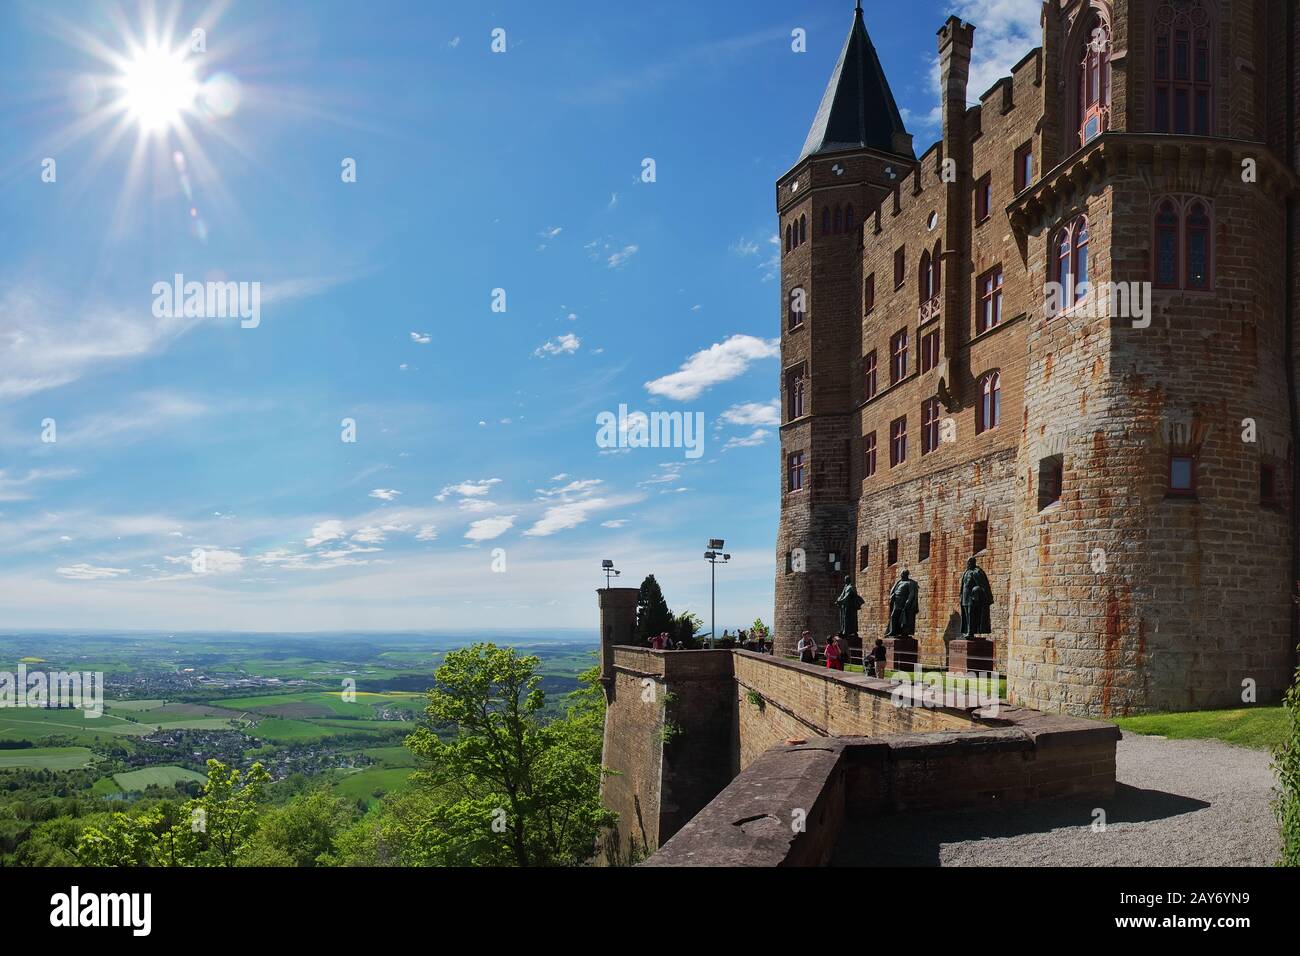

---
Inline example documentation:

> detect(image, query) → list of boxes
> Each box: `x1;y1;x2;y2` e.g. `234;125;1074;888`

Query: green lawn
0;746;94;770
113;766;208;791
1114;706;1287;751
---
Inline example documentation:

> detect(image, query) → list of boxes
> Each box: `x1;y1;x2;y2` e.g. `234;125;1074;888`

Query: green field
0;708;158;742
0;746;94;770
331;767;415;807
361;745;418;768
1114;706;1287;750
213;690;424;720
113;766;208;791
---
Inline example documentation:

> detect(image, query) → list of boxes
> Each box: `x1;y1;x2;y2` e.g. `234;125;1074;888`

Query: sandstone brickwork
776;0;1300;717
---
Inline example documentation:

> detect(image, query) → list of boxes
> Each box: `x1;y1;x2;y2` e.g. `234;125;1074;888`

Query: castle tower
1005;0;1299;714
774;3;915;656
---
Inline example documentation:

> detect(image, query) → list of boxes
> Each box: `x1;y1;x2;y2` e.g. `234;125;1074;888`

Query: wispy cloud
719;400;780;427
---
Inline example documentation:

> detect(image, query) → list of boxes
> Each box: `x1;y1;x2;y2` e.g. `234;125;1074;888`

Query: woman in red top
824;636;843;670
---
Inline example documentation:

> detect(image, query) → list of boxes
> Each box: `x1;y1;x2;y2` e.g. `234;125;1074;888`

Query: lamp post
601;559;620;589
703;540;730;649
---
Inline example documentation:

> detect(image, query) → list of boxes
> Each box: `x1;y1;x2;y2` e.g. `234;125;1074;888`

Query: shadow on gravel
832;784;1210;866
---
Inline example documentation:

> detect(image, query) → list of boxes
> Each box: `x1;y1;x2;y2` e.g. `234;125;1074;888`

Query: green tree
401;643;613;866
189;759;271;867
243;789;357;867
672;611;703;648
636;575;673;644
77;805;190;867
1274;655;1300;865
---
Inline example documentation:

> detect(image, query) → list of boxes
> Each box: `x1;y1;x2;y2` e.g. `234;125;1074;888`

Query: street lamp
601;559;620;589
704;541;730;648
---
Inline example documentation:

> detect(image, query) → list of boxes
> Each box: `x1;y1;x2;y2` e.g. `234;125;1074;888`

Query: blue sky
0;0;1040;633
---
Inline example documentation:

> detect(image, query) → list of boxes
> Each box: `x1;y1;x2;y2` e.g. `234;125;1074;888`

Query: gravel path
834;732;1281;866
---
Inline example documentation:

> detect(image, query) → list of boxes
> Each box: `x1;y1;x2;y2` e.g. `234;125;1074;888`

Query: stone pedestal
949;638;996;675
882;637;918;673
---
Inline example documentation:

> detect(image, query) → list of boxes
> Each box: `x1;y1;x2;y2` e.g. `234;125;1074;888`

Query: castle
774;0;1300;717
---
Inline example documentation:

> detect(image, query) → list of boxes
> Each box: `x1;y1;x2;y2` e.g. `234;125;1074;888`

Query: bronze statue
834;575;865;637
885;570;919;637
960;557;993;637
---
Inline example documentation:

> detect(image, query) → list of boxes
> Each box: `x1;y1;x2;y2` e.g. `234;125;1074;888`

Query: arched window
822;207;831;235
932;240;942;294
1051;215;1090;312
833;206;843;234
844;206;854;233
785;224;793;252
919;250;933;301
1155;201;1179;287
1152;0;1214;135
1152;195;1214;291
799;215;807;245
977;371;1001;435
1070;7;1111;149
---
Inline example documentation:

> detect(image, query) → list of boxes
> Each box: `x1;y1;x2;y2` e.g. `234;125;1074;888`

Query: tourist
797;630;817;664
833;634;849;671
871;639;887;677
824;635;843;670
649;632;668;650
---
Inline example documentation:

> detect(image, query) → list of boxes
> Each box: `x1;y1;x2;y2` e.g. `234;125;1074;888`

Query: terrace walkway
833;732;1280;866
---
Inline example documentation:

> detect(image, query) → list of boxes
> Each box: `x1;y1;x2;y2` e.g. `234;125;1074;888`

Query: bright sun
118;45;198;133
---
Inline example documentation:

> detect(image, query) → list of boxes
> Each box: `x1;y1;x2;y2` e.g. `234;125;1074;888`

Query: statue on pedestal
833;575;865;638
885;570;919;638
959;557;993;638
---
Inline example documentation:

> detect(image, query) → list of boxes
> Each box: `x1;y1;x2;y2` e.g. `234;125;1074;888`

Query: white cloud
723;428;770;451
607;245;639;269
719;400;780;427
465;515;515;542
601;519;628;528
56;563;130;580
306;520;345;548
415;524;438;541
369;488;402;501
410;332;431;344
537;478;603;499
539;226;563;239
534;333;581;357
731;236;760;257
437;479;501;501
644;334;779;400
523;498;609;538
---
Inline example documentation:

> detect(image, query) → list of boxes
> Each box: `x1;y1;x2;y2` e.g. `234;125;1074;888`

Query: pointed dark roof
798;4;912;162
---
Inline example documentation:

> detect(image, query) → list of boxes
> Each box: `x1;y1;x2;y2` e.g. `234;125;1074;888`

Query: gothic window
785;224;793;252
786;366;806;420
799;214;807;244
845;206;854;233
1071;8;1112;149
822;207;831;235
1152;196;1214;291
919;249;934;301
976;371;1001;434
834;206;843;234
1152;0;1214;135
1051;216;1090;311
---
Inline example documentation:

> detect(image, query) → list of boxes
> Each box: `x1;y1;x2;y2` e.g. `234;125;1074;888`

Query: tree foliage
354;643;613;867
636;574;674;644
1274;655;1300;866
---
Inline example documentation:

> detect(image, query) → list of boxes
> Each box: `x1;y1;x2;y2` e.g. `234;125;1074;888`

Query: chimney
936;17;975;404
937;16;975;158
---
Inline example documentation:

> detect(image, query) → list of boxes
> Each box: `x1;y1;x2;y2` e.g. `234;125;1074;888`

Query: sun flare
117;44;198;134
